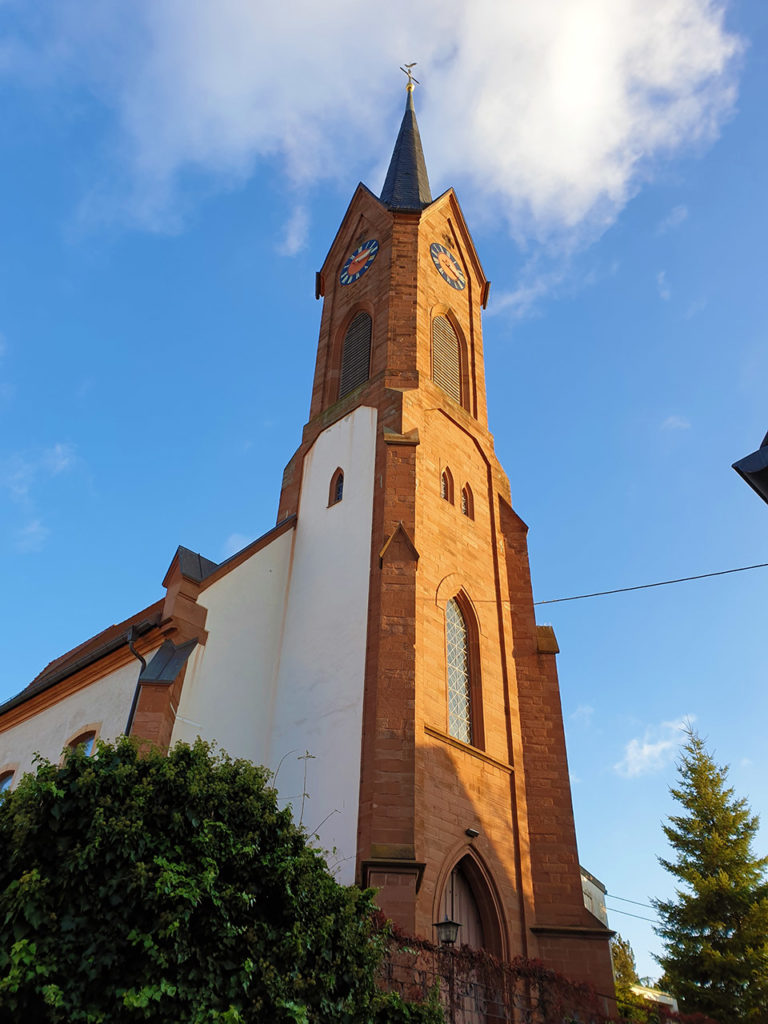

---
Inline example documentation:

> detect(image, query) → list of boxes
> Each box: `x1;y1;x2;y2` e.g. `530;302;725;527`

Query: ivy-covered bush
0;737;441;1024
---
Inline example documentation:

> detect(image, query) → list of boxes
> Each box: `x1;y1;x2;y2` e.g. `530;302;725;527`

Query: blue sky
1;0;766;980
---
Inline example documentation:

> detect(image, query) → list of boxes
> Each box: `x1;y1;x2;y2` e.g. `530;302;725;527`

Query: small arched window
441;467;454;504
329;468;344;506
339;312;372;399
461;484;474;519
0;771;14;796
432;315;461;404
69;731;96;756
446;599;472;745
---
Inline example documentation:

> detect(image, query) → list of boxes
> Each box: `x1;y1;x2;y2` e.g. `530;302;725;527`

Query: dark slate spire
380;86;432;211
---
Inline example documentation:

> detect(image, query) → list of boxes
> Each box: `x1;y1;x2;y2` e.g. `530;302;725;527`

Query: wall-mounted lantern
433;916;461;946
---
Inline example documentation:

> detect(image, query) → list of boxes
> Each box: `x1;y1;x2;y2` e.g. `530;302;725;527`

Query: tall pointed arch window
441;467;454;504
339;312;372;399
446;598;472;744
432;315;461;404
461;484;474;519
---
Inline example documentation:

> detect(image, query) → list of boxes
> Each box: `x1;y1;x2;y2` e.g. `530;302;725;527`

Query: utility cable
606;906;658;924
606;894;655;910
534;561;768;606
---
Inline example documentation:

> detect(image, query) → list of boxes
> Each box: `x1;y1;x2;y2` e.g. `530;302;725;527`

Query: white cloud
656;204;689;234
684;297;708;319
43;442;77;475
492;265;566;319
657;270;671;300
16;519;50;553
3;455;35;501
222;532;251;558
277;205;309;257
570;704;595;727
2;0;741;245
2;443;78;501
661;414;691;430
614;716;691;778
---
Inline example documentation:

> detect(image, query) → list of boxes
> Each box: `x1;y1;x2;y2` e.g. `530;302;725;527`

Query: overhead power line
606;909;659;925
534;562;768;606
607;894;654;910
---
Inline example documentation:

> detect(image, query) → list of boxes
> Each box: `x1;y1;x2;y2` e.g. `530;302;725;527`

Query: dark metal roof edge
199;515;297;590
139;637;198;685
0;616;160;718
579;865;607;893
733;447;768;473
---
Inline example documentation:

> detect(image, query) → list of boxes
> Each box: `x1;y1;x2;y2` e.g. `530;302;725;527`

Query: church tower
277;83;615;993
0;79;615;1004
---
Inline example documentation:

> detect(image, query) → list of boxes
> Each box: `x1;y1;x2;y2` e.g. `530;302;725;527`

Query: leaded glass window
446;599;472;744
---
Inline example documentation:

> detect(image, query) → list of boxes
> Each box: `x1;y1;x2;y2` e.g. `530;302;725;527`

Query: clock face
340;239;379;285
430;242;466;291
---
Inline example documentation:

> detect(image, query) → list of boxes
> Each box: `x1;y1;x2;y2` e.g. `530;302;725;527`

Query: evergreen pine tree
653;727;768;1022
611;934;640;990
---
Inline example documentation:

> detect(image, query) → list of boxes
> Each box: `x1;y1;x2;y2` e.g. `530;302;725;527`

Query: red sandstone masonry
277;183;614;999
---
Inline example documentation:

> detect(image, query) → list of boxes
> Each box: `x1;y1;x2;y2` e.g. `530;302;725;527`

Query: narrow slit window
339;312;372;399
432;315;461;404
461;485;474;519
329;468;344;506
441;468;454;504
446;599;472;745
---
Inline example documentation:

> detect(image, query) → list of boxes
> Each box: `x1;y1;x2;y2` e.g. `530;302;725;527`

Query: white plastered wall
270;405;377;881
172;405;377;883
171;527;294;760
0;659;144;782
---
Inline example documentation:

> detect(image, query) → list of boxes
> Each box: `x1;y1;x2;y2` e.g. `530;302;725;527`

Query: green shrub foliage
0;738;435;1024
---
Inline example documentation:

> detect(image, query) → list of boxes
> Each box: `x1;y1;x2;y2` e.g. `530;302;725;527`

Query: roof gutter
125;625;148;736
0;616;158;718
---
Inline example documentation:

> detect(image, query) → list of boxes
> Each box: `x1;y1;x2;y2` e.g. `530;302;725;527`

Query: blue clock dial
340;239;379;285
430;242;466;291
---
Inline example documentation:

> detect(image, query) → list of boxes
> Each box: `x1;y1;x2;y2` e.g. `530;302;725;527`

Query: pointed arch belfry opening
432;314;461;404
339;310;372;399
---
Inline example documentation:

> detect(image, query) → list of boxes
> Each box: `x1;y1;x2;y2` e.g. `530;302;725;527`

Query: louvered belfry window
446;599;472;744
339;312;372;399
432;315;461;404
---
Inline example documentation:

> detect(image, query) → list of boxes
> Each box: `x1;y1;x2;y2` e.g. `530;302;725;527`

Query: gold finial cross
400;63;420;92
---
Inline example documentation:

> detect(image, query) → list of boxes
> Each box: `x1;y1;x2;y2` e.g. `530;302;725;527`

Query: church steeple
379;84;432;211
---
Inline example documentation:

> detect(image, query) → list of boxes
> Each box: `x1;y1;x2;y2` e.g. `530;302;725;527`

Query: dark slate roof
380;89;432;211
176;546;219;583
0;600;164;717
139;639;198;685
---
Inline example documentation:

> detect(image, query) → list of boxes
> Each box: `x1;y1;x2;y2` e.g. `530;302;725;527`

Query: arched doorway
436;855;505;1023
440;860;485;951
